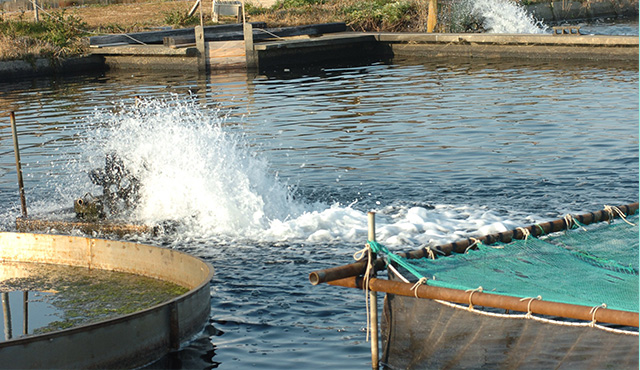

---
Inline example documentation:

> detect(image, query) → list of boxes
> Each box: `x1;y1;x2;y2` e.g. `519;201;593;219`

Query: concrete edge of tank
0;232;214;369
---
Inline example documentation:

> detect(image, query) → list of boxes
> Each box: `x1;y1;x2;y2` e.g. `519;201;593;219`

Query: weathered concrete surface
92;44;200;70
0;55;105;81
527;0;639;22
254;33;387;70
370;32;638;62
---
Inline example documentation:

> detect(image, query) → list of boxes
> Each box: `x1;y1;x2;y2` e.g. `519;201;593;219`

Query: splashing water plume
450;0;547;33
474;0;547;33
57;97;523;246
78;98;311;239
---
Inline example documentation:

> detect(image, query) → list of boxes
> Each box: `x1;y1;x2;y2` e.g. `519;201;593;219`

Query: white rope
519;295;542;319
516;227;530;240
465;238;480;253
564;214;587;231
387;263;410;283
354;243;373;342
465;286;483;310
433;299;638;336
589;303;607;327
604;205;636;226
410;277;427;298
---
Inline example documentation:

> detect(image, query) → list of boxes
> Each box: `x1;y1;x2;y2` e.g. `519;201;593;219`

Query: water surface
0;56;637;368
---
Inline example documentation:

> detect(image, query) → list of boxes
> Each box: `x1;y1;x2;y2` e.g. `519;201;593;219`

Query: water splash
447;0;547;34
79;97;311;237
472;0;547;33
56;97;523;246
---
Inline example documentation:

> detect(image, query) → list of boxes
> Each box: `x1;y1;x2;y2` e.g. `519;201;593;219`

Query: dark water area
0;52;637;369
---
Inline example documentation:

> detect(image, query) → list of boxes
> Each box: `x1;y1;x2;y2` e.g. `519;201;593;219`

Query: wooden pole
243;22;257;71
2;293;11;341
32;0;39;22
427;0;437;32
195;25;207;72
367;212;379;370
10;112;28;218
329;276;639;328
23;291;28;336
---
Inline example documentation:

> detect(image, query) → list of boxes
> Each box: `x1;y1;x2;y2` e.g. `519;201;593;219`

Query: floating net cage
310;203;639;370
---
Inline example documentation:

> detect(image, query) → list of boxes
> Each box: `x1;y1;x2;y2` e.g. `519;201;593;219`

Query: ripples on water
0;54;637;369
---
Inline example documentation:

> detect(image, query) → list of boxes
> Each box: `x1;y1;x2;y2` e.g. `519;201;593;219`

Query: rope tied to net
410;277;428;298
517;227;530;240
465;238;481;253
604;205;636;226
353;242;375;342
564;214;587;231
520;295;542;319
465;286;483;310
516;227;530;246
589;303;607;327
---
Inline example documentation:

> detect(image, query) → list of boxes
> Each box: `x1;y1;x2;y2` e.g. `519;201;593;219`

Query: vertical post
10;112;28;218
195;25;208;73
32;0;39;22
23;291;28;335
367;212;379;370
243;22;257;71
2;293;11;341
427;0;437;33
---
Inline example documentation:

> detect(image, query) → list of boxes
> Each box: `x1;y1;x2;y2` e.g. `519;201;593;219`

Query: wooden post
243;22;258;71
10;112;28;218
195;25;208;72
2;293;11;341
23;291;28;335
32;0;39;22
427;0;437;33
367;212;379;370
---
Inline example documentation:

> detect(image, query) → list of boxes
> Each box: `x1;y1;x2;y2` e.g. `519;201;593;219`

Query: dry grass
0;34;57;60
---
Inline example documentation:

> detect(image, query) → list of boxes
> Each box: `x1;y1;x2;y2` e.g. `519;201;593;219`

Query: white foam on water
52;97;528;247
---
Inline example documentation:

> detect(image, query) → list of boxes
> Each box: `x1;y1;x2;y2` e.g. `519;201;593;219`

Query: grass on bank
0;0;551;61
0;0;436;61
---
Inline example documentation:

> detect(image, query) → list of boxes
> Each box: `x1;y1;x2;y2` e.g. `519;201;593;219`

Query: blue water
0;55;637;368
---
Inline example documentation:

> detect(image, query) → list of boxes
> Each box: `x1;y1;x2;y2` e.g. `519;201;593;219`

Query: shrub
162;9;199;27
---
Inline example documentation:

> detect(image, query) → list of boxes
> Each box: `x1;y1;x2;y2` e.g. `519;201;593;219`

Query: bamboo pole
10;112;28;218
328;276;639;328
400;202;639;259
427;0;437;32
367;212;379;370
32;0;39;22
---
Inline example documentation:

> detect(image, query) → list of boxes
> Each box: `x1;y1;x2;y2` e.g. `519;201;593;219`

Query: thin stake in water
10;112;28;218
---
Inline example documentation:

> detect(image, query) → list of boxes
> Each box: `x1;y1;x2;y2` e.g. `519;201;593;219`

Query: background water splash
446;0;547;33
472;0;547;33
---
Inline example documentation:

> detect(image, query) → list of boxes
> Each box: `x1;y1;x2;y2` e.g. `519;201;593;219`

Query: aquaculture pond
0;261;188;340
0;34;637;369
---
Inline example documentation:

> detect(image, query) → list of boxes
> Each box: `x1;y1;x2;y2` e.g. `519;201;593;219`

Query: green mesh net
377;213;639;313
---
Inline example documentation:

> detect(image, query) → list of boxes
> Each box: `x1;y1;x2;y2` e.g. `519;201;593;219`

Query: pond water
0;54;637;368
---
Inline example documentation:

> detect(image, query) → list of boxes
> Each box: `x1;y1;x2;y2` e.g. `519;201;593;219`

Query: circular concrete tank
0;232;213;369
